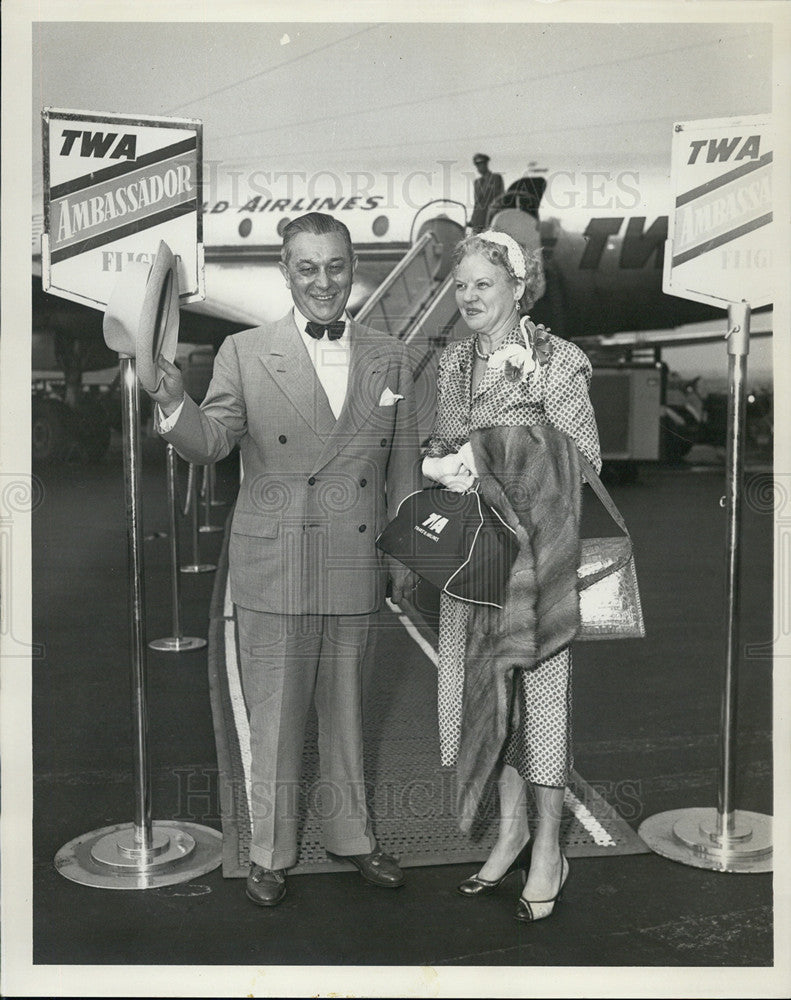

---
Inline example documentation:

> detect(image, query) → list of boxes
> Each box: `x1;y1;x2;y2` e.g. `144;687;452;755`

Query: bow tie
305;320;345;340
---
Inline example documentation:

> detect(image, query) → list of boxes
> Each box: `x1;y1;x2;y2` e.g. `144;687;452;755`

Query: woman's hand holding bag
422;452;476;493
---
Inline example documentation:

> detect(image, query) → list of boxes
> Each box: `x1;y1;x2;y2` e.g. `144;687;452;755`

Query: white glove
422;452;475;493
456;441;478;479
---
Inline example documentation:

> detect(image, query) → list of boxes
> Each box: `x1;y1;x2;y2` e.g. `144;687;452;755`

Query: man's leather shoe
245;863;286;906
331;848;405;888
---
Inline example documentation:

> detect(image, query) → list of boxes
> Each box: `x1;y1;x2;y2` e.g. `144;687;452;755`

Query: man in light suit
148;213;421;906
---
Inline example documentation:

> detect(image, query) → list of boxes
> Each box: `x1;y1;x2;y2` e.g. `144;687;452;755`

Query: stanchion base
54;820;222;889
638;807;772;873
148;636;207;652
180;563;216;574
198;525;224;534
209;499;227;507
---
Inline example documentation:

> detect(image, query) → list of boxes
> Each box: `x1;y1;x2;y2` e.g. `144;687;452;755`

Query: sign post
44;109;221;888
639;116;773;872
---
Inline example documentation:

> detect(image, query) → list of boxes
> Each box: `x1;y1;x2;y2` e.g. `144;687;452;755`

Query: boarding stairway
356;224;466;442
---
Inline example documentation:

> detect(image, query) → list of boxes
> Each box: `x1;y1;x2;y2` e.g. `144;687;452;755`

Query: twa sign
663;115;774;308
41;108;204;309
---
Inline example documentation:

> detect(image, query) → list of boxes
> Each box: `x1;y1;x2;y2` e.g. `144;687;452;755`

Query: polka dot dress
426;324;601;788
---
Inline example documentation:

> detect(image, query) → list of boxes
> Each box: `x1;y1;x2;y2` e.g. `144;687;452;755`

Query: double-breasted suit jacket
163;312;421;615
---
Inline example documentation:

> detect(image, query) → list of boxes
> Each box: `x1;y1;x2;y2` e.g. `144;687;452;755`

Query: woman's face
454;252;523;338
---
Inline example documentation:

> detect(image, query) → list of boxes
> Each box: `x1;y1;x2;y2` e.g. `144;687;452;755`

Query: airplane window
372;215;389;237
238;218;252;238
276;218;291;237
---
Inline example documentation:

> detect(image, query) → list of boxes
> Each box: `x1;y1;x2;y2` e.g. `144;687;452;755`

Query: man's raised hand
146;355;185;416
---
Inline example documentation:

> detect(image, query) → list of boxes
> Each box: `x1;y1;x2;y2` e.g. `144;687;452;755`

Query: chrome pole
199;463;223;534
638;300;772;872
54;261;222;889
718;300;749;831
149;445;206;651
168;445;182;639
181;462;216;574
119;357;152;852
208;462;226;507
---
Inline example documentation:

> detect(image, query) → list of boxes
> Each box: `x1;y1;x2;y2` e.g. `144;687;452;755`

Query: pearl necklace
474;321;520;361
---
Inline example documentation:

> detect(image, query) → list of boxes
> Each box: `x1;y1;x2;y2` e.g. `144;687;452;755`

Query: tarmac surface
30;435;776;981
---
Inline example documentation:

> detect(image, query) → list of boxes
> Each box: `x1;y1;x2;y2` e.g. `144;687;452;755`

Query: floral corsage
487;316;554;383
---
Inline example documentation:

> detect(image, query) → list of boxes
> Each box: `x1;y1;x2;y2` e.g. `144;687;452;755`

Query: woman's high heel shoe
515;854;569;922
457;840;533;897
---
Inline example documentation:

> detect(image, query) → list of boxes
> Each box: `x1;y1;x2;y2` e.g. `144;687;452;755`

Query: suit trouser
236;606;376;870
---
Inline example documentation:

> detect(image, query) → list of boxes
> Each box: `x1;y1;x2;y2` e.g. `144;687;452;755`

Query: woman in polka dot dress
422;231;601;922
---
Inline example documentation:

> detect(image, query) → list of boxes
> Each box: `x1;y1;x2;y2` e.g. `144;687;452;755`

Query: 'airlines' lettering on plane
203;195;385;214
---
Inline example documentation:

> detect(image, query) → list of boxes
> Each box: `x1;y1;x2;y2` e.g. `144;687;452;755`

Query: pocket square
379;387;404;407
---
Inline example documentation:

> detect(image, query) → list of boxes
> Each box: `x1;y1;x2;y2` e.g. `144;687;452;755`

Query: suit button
360;478;367;487
308;476;316;485
380;438;387;447
278;434;287;444
359;524;367;533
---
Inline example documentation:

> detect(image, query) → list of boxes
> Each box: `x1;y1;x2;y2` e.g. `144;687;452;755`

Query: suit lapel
258;313;337;440
311;320;391;474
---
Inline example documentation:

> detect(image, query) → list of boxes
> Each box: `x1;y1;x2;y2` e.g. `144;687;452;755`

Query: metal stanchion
639;302;772;873
180;462;216;573
199;464;223;534
149;445;207;651
55;358;221;888
208;462;226;507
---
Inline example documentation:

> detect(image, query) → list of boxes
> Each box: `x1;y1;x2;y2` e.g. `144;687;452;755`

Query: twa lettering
60;129;138;160
687;135;761;165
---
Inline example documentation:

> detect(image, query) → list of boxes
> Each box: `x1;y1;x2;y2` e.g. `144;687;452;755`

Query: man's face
279;232;357;324
475;160;488;176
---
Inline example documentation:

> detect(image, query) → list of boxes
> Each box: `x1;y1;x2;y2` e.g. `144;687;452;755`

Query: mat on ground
207;530;649;877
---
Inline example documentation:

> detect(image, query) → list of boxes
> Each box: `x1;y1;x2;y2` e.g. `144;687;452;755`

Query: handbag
576;452;645;640
375;485;518;608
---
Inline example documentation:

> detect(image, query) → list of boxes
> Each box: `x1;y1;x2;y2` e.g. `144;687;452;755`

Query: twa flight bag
375;486;518;608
